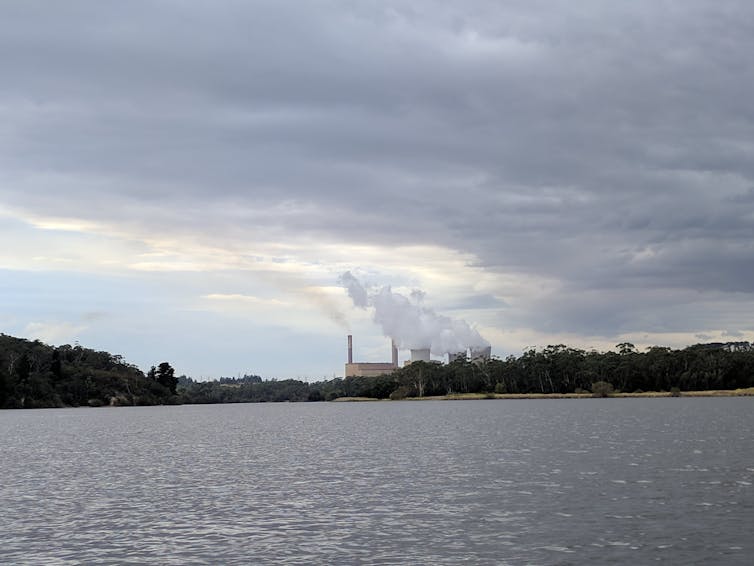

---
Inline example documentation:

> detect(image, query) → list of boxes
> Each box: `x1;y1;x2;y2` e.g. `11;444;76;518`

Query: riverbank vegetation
2;333;754;408
0;334;177;408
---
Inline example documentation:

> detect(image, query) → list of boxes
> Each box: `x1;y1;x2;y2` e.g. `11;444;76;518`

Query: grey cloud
448;294;508;311
2;1;754;342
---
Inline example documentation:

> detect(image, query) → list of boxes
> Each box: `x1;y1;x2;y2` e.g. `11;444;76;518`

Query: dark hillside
0;334;174;408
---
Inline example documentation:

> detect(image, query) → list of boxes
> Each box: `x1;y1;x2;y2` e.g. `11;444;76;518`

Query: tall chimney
391;339;398;367
347;334;353;364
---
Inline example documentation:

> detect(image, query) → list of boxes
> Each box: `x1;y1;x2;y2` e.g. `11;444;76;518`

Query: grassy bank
334;387;754;402
416;388;754;400
330;396;385;402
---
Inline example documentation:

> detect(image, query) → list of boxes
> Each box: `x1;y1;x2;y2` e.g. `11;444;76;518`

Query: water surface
2;398;752;564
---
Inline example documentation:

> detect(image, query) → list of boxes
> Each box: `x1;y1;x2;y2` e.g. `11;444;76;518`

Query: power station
344;334;399;377
344;334;491;377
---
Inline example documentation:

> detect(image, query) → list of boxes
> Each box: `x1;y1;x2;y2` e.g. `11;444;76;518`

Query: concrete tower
410;348;431;363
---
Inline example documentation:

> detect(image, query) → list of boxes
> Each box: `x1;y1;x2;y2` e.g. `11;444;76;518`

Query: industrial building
344;335;399;378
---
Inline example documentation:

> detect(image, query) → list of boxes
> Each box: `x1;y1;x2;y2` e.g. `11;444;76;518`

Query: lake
1;398;753;565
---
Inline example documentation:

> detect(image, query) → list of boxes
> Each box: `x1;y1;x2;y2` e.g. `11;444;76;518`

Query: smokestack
347;334;353;364
391;339;398;367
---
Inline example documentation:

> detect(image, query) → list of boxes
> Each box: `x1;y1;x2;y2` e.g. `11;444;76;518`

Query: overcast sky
2;1;754;379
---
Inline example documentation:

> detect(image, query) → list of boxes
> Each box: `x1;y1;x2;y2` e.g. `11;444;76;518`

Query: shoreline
333;387;754;402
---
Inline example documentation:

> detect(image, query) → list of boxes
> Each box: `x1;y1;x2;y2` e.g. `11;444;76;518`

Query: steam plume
338;272;489;355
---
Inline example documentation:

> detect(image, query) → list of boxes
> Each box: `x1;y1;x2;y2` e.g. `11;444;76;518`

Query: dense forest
0;334;178;408
1;333;753;409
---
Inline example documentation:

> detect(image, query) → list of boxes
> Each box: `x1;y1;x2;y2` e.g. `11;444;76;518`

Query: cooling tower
470;346;492;364
447;351;467;364
410;348;431;363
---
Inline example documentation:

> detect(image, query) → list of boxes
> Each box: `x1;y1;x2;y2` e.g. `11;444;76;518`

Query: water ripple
1;399;753;564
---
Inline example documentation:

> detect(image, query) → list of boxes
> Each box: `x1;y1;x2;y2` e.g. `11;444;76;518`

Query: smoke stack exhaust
339;272;490;358
391;339;398;367
347;334;353;364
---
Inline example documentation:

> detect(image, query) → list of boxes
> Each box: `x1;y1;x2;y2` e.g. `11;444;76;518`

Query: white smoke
339;271;369;308
338;272;489;356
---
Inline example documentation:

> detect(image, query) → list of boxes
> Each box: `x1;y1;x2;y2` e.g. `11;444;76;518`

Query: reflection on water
1;398;752;565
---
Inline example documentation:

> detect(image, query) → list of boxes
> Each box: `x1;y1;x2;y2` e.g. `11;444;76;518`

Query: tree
155;362;178;395
616;342;637;355
51;350;62;382
15;352;31;383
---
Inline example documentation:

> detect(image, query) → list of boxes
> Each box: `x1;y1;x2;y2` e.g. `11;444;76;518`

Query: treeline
338;342;754;399
176;341;754;402
0;334;178;408
178;377;324;404
3;333;754;409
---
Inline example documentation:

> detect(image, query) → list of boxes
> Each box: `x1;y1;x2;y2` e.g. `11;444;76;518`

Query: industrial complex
344;335;491;378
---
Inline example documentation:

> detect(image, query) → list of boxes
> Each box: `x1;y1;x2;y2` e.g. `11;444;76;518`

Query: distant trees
219;374;262;384
0;334;178;408
296;342;754;401
3;333;754;409
177;378;315;404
